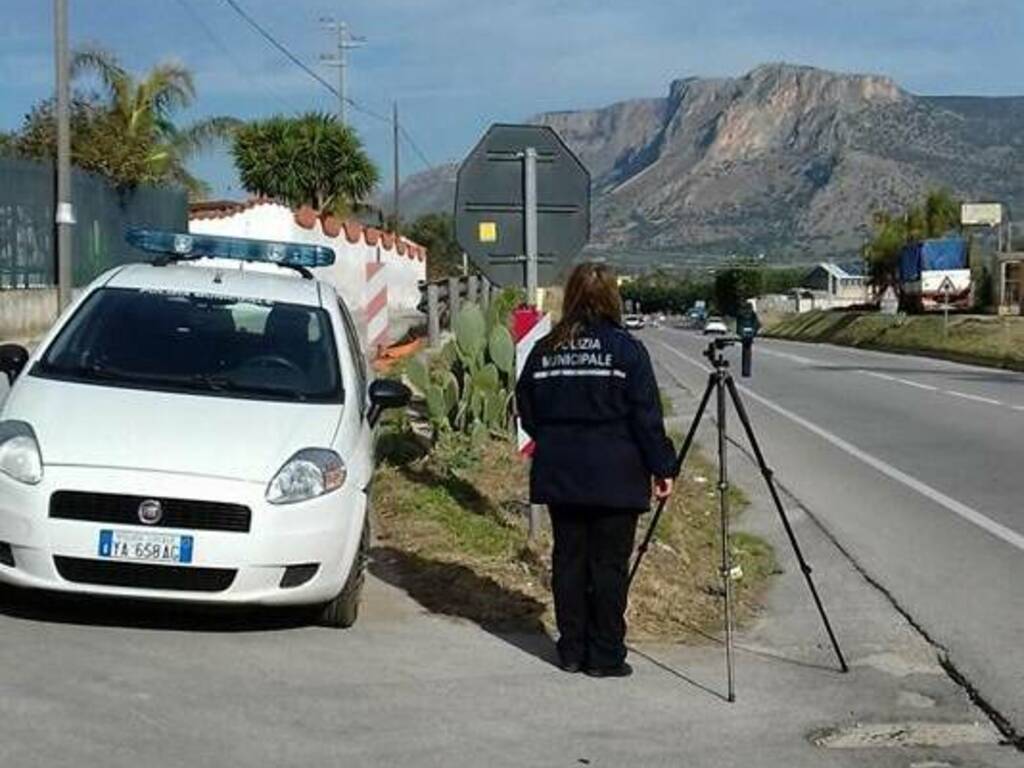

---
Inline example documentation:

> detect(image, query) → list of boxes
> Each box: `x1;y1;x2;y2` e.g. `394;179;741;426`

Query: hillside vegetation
765;311;1024;370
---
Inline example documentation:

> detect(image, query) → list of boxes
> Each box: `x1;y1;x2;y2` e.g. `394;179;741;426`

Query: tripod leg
628;374;715;587
717;372;736;703
724;376;849;673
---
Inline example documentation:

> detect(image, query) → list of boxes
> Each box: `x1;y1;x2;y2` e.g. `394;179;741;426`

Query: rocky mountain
392;63;1024;262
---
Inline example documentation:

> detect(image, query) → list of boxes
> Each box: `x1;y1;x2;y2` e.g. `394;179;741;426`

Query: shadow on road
0;584;313;632
627;646;730;702
369;545;557;667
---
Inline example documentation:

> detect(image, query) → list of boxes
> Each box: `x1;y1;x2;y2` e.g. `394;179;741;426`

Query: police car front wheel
318;518;369;628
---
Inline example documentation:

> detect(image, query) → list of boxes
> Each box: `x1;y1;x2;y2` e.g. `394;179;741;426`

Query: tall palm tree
71;47;238;196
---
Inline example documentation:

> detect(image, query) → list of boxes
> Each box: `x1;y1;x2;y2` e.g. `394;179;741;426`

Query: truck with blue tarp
899;237;971;311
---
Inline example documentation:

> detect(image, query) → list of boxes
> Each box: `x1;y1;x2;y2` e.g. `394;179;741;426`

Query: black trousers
548;505;640;668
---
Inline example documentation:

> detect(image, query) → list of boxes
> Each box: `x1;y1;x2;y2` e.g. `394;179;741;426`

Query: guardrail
419;274;499;347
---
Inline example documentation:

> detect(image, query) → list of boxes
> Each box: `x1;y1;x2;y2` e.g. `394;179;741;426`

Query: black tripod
629;336;847;702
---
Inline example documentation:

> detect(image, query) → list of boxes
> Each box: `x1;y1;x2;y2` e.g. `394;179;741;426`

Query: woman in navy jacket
517;263;676;677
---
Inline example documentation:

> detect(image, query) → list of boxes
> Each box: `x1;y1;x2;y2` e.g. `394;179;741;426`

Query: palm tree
70;47;238;196
232;112;379;214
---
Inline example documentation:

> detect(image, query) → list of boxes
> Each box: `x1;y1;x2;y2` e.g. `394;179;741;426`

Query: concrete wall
0;288;59;341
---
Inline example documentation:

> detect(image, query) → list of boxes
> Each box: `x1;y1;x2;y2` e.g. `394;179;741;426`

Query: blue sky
2;0;1022;198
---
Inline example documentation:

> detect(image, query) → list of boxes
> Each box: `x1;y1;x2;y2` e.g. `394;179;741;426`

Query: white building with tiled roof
189;199;426;353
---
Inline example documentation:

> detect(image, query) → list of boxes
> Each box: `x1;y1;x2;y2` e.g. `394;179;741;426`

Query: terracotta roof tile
321;214;342;238
189;199;426;260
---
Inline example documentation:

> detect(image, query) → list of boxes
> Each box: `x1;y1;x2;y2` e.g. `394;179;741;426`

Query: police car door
324;286;373;491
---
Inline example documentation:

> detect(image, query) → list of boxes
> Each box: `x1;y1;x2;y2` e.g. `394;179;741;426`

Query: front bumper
0;465;366;606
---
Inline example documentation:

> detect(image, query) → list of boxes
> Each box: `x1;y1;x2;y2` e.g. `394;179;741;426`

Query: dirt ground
372;431;776;642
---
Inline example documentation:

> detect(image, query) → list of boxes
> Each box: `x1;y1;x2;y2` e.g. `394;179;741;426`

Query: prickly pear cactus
409;297;523;445
439;340;459;370
489;325;515;378
472;362;500;393
470;421;488;450
425;384;448;426
405;357;430;395
454;304;487;362
442;371;459;413
484;389;508;430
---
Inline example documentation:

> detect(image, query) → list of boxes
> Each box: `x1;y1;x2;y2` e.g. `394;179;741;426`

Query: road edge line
656;341;1024;554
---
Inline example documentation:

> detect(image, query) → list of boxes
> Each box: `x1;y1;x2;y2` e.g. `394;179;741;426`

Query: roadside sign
961;203;1003;227
454;124;591;292
512;307;551;455
937;275;956;338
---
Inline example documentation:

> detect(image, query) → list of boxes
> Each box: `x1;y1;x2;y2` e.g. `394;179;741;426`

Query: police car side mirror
367;378;411;427
0;344;29;384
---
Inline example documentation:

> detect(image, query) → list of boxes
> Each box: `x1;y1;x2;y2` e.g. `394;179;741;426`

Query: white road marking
860;370;938;391
657;340;1024;554
861;371;898;382
759;348;815;366
944;391;1003;406
893;379;938;392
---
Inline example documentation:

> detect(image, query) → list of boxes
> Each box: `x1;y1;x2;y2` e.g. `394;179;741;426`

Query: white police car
0;230;410;627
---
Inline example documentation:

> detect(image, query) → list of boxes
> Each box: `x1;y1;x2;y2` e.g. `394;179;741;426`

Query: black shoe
585;661;633;678
558;656;584;673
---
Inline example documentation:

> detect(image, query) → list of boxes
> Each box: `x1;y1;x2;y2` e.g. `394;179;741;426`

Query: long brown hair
543;262;622;350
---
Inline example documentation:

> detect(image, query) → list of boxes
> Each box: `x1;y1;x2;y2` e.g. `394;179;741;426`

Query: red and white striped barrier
365;261;389;352
512;307;551;455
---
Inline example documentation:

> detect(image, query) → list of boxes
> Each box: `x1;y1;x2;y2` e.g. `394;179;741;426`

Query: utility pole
392;101;399;232
54;0;74;311
319;17;364;127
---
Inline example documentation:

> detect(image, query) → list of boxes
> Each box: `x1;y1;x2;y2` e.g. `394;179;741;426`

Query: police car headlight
266;449;346;504
0;421;43;485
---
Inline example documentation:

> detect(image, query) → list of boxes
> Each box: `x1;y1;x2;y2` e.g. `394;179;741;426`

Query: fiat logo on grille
137;499;163;525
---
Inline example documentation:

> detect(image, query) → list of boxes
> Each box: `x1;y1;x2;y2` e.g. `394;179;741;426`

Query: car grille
50;491;251;533
54;556;236;592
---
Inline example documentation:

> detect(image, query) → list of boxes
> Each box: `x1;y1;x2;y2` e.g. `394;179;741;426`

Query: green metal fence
0;157;187;289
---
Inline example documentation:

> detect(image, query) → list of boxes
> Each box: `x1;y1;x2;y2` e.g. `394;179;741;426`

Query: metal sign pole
523;146;545;538
524;147;538;307
944;286;950;338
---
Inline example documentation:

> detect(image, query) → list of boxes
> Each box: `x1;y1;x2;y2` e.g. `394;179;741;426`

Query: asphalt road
1;325;1022;765
646;325;1024;738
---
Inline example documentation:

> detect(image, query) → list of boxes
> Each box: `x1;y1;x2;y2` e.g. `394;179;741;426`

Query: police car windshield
35;288;343;404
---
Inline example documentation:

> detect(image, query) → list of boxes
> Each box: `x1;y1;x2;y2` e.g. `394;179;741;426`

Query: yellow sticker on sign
478;221;497;243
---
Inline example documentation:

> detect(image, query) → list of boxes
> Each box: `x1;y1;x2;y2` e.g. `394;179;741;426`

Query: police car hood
8;377;342;482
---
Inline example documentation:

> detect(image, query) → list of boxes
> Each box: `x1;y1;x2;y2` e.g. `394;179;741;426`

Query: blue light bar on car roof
126;228;336;268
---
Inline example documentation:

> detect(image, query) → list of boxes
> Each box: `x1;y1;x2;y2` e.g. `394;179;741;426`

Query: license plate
98;530;193;564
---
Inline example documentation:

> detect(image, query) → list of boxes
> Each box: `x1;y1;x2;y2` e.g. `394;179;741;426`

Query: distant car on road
703;316;728;335
0;229;411;627
624;314;646;330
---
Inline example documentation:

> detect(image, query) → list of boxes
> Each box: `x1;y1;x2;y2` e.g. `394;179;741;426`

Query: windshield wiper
192;373;308;402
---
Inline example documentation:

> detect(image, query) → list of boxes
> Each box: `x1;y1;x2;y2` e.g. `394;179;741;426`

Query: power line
399;124;434;171
218;0;435;174
176;0;296;113
220;0;339;99
345;96;390;124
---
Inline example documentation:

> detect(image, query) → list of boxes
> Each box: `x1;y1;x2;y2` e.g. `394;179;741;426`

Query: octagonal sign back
454;124;590;288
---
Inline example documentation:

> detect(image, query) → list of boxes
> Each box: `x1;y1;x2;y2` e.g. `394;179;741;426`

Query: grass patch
765;311;1024;370
371;417;776;642
659;386;676;418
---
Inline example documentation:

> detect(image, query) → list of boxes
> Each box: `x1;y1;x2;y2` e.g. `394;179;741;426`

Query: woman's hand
653;477;674;500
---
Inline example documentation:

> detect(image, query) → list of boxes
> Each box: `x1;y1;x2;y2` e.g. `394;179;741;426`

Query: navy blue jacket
516;320;676;510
